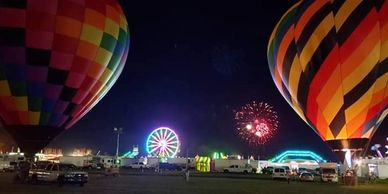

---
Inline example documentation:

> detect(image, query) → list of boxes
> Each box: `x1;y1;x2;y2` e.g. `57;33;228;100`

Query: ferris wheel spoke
162;128;168;140
165;150;173;157
165;129;171;140
151;133;161;142
149;144;160;149
167;130;175;140
165;145;174;151
165;129;170;140
162;147;169;154
148;144;159;148
153;133;162;140
164;146;174;156
154;131;162;141
150;146;161;154
160;147;168;156
148;140;160;144
162;151;169;157
158;129;164;140
166;145;177;150
149;139;159;143
166;139;177;146
166;140;178;145
148;141;159;145
166;139;176;146
164;131;172;142
168;148;177;156
165;133;176;142
159;146;167;156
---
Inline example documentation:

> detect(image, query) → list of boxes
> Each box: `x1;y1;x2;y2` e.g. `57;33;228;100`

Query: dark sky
2;0;386;161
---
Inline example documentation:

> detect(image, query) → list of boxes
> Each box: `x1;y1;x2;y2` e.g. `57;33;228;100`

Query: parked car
223;164;253;173
297;168;309;175
33;161;53;170
272;167;289;180
29;163;88;186
126;162;149;169
282;166;292;175
261;166;274;175
299;171;314;182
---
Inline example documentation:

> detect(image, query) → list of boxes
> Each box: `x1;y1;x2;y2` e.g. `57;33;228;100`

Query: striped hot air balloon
268;0;387;156
0;0;129;155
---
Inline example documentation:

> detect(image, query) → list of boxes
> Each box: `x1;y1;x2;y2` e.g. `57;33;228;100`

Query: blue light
270;150;326;163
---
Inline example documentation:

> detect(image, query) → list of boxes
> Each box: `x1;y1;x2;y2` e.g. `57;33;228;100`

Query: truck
59;156;95;169
213;159;256;172
99;155;117;169
29;163;88;186
126;162;149;169
120;158;137;167
223;164;254;173
319;163;338;182
0;160;11;172
59;155;116;169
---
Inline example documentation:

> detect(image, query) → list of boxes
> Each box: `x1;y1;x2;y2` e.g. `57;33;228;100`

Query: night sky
1;0;387;161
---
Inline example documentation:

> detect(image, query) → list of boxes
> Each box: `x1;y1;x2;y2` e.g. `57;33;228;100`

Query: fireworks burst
234;101;279;145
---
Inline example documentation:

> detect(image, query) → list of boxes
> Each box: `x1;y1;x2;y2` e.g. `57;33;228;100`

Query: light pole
114;127;123;158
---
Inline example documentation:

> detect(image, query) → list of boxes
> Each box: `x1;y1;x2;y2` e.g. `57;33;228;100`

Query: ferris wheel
146;127;180;158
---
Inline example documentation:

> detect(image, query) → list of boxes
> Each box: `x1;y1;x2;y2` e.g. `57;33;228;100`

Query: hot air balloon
0;0;129;156
268;0;387;162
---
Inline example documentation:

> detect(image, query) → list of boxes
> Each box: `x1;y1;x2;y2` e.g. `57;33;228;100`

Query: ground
0;172;387;194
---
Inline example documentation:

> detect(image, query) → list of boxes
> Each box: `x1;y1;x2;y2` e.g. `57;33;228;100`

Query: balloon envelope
0;0;129;155
268;0;387;152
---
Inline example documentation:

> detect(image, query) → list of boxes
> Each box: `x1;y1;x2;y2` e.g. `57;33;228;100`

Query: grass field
0;172;387;194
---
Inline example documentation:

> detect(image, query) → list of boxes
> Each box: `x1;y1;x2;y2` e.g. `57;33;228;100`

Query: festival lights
270;150;326;163
146;127;180;158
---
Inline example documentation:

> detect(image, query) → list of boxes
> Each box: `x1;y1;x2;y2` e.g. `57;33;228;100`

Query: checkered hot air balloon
268;0;387;158
0;0;129;155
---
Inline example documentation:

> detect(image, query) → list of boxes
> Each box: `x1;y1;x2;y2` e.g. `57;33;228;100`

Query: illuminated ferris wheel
146;127;180;158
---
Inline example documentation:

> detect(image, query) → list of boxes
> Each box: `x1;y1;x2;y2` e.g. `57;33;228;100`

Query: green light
160;157;167;163
121;146;139;158
213;152;219;159
212;152;226;159
196;156;211;172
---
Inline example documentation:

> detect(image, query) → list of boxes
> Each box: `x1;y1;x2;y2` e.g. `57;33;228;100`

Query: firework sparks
234;101;279;145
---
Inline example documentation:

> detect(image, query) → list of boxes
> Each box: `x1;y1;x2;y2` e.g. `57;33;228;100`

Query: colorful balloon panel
0;0;129;130
268;0;387;148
